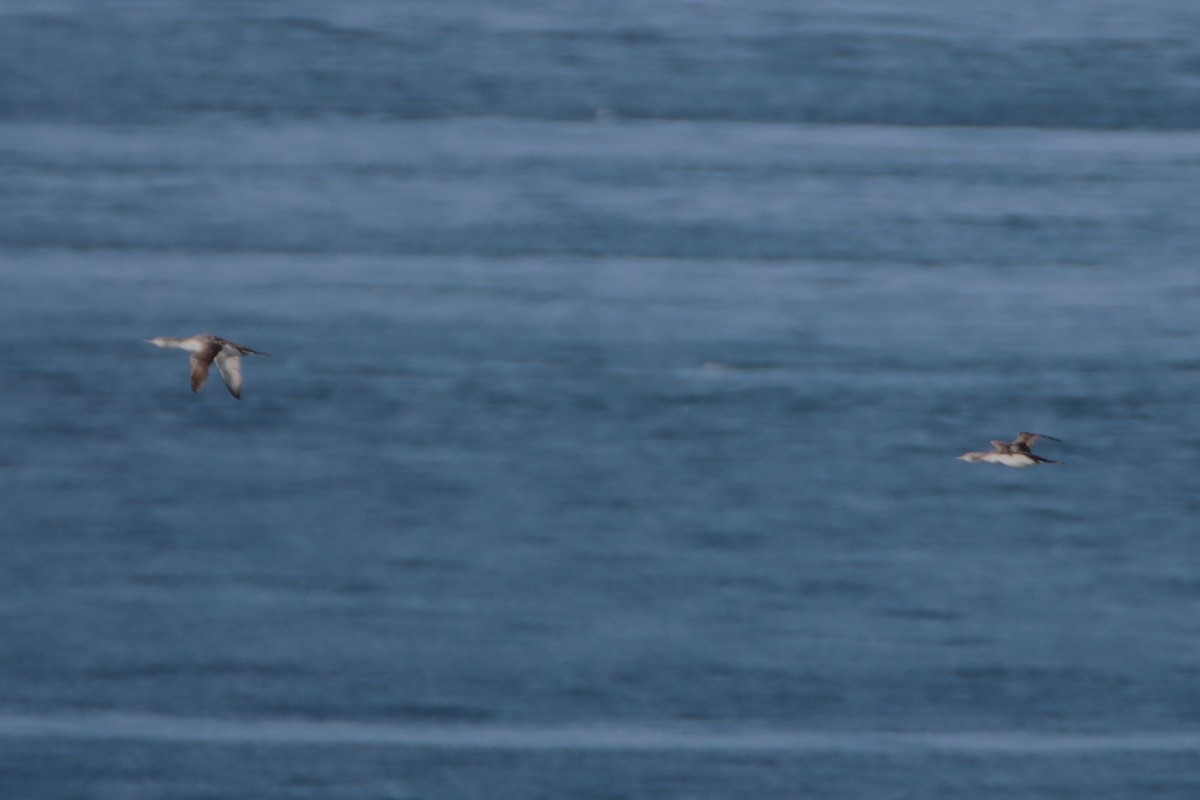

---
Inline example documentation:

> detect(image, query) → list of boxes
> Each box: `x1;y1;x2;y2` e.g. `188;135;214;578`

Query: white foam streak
2;712;1200;754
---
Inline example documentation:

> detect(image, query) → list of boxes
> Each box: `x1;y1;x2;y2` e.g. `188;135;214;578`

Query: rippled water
3;2;1200;798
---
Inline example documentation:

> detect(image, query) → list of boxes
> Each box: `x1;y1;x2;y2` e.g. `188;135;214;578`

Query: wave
2;12;1200;129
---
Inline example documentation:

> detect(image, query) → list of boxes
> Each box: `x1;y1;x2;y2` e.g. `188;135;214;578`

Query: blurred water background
3;1;1200;797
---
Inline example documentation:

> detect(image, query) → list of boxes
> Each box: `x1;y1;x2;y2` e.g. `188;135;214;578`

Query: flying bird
958;431;1063;468
145;333;270;399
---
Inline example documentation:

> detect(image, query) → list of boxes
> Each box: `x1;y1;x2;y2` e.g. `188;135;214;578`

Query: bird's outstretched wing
188;341;222;393
989;440;1013;453
214;352;244;399
1012;431;1062;451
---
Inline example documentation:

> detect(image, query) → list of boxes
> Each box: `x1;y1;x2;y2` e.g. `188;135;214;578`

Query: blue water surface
2;1;1200;798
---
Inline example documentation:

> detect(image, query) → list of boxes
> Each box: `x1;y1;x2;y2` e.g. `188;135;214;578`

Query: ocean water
3;1;1200;798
